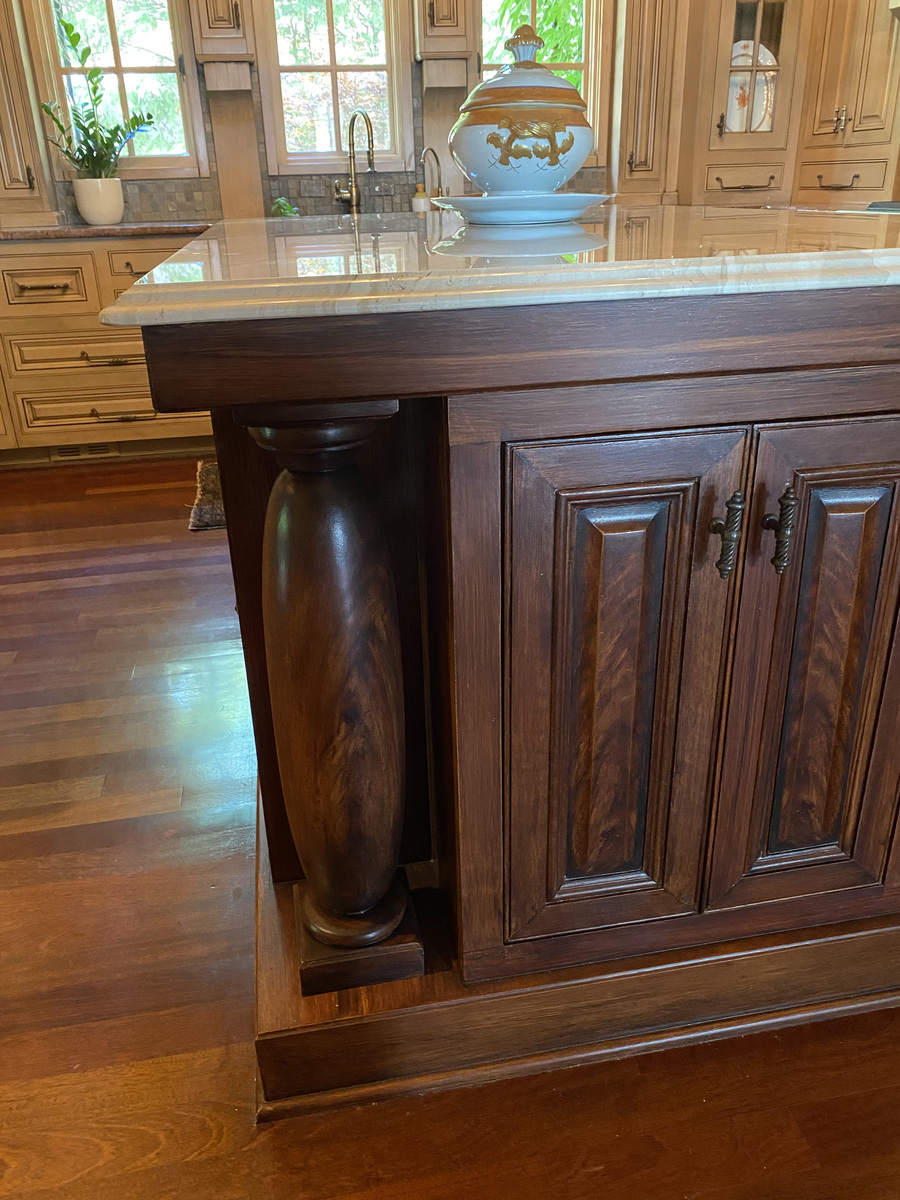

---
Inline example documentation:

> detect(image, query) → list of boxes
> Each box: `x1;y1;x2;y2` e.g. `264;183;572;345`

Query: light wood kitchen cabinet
413;0;475;58
613;0;680;199
0;237;211;447
794;0;900;206
0;0;51;217
188;0;254;60
680;0;808;205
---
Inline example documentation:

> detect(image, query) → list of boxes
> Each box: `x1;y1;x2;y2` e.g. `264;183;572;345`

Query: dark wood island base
136;275;900;1118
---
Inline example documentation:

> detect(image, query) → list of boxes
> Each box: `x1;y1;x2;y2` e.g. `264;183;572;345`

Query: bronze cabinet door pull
817;173;860;190
763;484;798;575
715;174;776;191
709;490;745;579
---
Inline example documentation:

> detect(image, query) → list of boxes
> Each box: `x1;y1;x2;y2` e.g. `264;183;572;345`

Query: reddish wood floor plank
0;458;898;1199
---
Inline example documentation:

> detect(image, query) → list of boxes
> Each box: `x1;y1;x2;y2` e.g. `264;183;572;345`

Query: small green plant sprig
40;20;154;178
271;196;300;216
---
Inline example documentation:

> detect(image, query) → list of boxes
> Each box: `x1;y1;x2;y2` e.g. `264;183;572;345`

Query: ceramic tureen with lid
448;24;593;194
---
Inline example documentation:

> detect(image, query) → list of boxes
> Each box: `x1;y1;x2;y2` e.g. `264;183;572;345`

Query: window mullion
324;0;341;151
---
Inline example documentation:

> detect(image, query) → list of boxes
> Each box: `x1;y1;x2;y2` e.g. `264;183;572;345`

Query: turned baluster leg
242;401;423;992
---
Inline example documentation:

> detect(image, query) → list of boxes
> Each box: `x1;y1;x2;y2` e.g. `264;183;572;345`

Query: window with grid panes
41;0;206;174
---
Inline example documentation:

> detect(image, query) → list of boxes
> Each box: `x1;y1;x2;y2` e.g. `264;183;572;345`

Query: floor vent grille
49;443;120;461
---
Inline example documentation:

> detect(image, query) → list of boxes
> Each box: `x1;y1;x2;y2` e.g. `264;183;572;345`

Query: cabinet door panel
845;0;900;147
507;427;748;942
709;417;900;913
802;0;854;145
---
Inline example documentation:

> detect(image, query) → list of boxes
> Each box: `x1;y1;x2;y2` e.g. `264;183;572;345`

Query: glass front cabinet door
694;0;805;204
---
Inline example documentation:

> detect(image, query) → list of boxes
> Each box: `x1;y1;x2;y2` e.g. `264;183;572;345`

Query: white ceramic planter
74;177;125;226
449;25;593;195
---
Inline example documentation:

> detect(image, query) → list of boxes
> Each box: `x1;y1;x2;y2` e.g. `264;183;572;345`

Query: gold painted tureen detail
448;25;593;194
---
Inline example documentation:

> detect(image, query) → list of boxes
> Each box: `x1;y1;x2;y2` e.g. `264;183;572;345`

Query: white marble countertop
101;204;900;326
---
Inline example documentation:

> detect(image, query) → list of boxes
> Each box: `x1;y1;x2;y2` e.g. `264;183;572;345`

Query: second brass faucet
334;109;376;214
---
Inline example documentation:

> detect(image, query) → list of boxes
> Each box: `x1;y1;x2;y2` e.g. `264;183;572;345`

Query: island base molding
255;812;900;1120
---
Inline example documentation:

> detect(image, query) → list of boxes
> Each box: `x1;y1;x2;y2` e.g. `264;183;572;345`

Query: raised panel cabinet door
188;0;253;58
843;0;900;149
708;416;900;915
506;427;748;942
0;0;49;211
800;0;854;146
617;0;674;194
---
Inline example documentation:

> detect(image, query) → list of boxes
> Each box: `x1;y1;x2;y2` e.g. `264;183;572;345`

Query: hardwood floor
1;456;899;1199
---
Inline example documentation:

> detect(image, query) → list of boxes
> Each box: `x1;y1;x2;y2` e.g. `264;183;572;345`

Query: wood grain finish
246;405;423;984
506;429;747;941
709;416;900;912
141;287;900;413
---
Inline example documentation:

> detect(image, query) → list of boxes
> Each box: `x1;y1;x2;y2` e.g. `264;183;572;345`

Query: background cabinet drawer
796;160;888;192
704;164;785;195
1;256;100;314
14;384;158;430
108;248;177;279
5;330;145;374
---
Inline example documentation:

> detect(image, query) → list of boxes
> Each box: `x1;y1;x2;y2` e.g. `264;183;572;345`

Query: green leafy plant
40;20;154;178
271;196;301;216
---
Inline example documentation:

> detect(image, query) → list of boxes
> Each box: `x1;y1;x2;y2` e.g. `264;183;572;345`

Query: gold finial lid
505;24;544;63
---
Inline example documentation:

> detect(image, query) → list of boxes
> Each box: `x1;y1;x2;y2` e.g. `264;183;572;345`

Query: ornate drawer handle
80;350;142;367
17;281;71;292
90;407;156;423
763;485;798;575
716;174;776;191
122;261;146;277
716;111;726;137
817;173;860;191
709;491;745;580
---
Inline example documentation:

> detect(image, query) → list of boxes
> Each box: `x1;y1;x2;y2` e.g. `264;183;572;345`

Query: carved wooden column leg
240;401;424;995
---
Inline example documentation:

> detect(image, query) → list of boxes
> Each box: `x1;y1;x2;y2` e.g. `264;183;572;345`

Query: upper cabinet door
0;0;50;212
506;427;748;948
707;0;804;151
617;0;676;195
843;0;900;148
189;0;254;59
800;0;855;145
708;417;900;916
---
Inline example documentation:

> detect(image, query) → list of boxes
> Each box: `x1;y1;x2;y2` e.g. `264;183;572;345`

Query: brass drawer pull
90;407;156;423
17;281;71;292
709;491;745;580
715;174;776;191
817;173;860;191
716;111;726;137
763;485;798;576
80;350;142;367
122;261;145;277
233;0;241;27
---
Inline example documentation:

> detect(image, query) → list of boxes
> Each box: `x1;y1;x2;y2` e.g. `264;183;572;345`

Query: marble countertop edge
100;249;900;327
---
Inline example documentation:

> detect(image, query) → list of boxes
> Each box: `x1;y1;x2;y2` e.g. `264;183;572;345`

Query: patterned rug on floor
188;459;226;530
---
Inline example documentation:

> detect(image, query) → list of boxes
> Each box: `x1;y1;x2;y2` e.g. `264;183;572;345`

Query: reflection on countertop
100;205;900;327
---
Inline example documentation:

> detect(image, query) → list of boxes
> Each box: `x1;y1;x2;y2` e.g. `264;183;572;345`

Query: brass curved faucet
334;109;376;214
420;146;444;198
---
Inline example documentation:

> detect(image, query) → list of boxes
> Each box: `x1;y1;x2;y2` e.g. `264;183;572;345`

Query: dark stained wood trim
144;287;900;412
254;811;900;1110
258;989;900;1120
449;363;900;446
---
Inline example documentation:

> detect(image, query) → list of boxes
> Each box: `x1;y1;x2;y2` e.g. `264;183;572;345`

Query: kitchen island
104;204;900;1118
